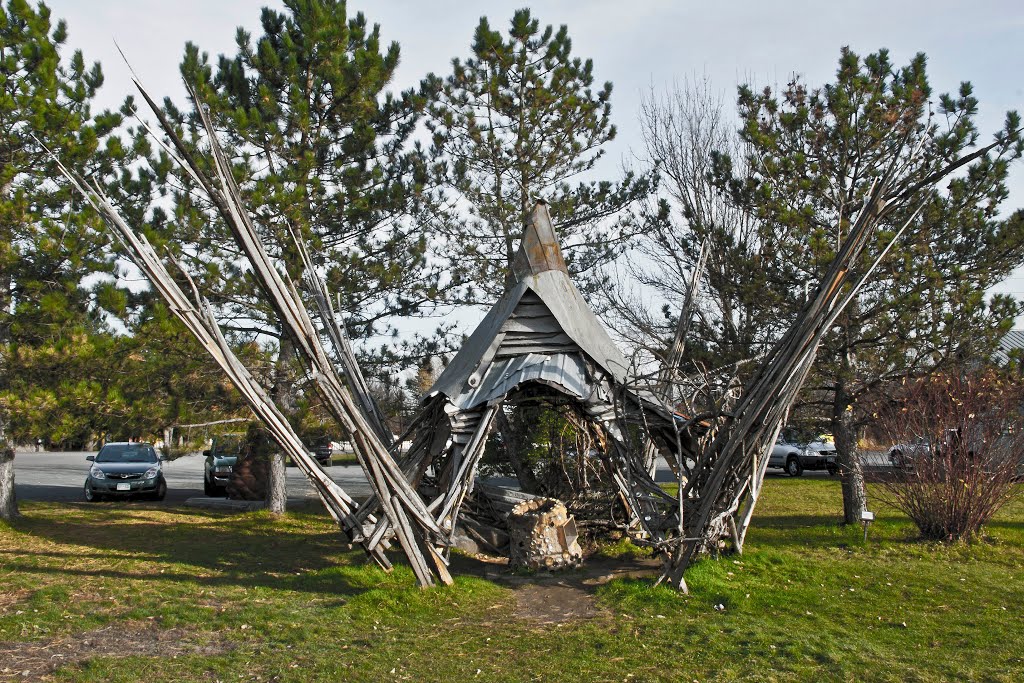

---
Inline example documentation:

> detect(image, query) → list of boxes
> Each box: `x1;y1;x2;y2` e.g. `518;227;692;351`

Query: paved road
13;447;884;506
12;449;375;506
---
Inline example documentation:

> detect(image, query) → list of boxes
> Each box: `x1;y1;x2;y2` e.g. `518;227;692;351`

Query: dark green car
84;442;167;501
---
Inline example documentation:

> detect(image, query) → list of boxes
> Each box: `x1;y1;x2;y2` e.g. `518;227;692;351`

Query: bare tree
611;76;784;382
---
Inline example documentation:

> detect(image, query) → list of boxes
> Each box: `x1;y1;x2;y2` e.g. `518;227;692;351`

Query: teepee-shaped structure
373;202;688;562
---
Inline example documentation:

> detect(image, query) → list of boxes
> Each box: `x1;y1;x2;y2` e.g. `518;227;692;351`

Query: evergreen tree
148;0;447;510
166;0;445;360
423;10;654;492
0;0;131;516
424;9;652;301
733;48;1024;522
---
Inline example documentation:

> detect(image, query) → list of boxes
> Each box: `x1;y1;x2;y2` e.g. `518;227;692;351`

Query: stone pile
507;498;583;571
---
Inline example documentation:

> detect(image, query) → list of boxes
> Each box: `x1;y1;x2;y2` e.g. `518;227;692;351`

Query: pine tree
424;8;652;301
149;0;446;511
165;0;446;354
0;0;131;517
423;10;654;492
734;48;1024;522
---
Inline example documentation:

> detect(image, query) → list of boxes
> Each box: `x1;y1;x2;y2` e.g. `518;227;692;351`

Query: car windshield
211;436;243;456
96;444;158;463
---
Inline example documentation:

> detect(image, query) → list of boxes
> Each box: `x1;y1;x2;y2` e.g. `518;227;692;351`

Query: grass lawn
286;453;359;467
1;478;1021;682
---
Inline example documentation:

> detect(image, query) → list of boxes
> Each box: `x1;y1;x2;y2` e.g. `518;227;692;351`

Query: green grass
329;452;359;466
286;452;359;467
1;479;1022;681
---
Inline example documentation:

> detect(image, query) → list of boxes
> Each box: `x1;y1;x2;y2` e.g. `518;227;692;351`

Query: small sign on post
861;509;875;542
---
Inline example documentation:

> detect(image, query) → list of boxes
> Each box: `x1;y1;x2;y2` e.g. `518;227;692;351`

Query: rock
450;528;480;554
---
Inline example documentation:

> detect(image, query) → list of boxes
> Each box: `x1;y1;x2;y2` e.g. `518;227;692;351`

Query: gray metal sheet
427;269;631;402
448;352;592;410
524;270;631;383
995;329;1024;365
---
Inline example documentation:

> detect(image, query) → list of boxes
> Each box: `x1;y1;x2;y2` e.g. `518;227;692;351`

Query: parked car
887;436;932;470
203;435;242;496
84;442;167;501
310;441;333;467
768;434;838;476
888;428;1000;471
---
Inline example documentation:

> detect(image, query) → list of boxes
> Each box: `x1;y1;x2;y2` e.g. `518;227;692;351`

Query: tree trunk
267;335;298;515
1;261;14;520
162;426;174;457
495;407;542;494
0;445;18;521
833;382;867;525
266;452;287;514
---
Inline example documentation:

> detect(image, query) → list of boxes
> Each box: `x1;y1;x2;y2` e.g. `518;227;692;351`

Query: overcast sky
43;0;1024;306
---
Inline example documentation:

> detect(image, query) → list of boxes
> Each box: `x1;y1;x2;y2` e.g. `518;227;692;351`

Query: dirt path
467;554;663;624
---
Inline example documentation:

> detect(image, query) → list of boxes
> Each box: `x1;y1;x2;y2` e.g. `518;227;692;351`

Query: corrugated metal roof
994;329;1024;365
446;352;591;411
427;203;630;403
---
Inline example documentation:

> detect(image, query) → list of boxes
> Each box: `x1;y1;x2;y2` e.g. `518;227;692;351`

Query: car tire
204;474;215;496
84;482;101;502
786;455;804;477
826;463;839;476
324;457;333;468
153;479;167;501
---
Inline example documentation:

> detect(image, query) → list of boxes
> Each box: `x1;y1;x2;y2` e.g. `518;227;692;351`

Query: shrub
874;371;1024;541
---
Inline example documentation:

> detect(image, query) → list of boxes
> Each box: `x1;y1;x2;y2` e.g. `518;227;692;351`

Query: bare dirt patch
479;554;662;624
0;590;30;614
0;621;233;682
510;581;605;623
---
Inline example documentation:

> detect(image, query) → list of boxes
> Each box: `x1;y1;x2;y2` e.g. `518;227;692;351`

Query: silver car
768;435;838;476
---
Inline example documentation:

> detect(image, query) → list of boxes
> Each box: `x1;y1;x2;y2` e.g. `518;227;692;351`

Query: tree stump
507;498;582;571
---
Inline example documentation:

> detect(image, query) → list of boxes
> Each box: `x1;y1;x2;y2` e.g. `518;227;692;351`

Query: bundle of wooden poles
54;76;455;587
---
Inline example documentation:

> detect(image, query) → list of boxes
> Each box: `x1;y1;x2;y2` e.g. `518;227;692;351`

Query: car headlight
144;467;159;479
90;466;106;479
214;465;232;474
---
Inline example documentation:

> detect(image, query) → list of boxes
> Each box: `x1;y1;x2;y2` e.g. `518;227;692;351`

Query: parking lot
12;449;376;505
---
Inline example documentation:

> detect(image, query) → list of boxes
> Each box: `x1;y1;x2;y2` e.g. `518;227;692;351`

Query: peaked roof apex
512;201;568;281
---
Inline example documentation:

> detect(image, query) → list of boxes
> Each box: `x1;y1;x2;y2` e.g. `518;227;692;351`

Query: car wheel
204;474;215;496
324;457;333;468
153;479;167;501
786;455;804;477
826;463;839;476
84;482;101;502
